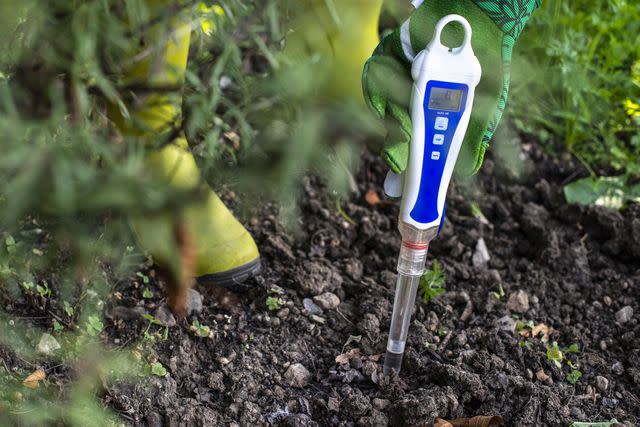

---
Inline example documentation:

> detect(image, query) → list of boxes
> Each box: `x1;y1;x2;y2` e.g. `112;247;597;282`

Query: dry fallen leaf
536;369;550;382
335;348;361;365
435;415;503;427
365;189;381;206
23;368;46;389
223;131;241;150
531;323;551;342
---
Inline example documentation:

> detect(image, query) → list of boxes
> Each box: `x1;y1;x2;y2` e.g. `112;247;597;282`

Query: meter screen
428;88;463;112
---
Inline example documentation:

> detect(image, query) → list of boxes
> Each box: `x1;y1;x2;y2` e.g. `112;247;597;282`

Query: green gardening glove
363;0;541;178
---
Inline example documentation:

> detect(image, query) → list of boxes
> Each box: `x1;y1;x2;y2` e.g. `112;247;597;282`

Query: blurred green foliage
510;0;640;178
0;0;377;424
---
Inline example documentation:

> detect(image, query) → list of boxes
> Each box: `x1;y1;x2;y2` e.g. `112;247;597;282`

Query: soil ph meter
383;15;482;376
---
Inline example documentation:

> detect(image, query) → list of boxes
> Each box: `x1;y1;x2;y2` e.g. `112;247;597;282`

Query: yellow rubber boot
283;0;383;102
109;1;260;288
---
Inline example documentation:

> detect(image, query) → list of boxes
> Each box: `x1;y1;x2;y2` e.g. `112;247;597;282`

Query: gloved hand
363;0;540;193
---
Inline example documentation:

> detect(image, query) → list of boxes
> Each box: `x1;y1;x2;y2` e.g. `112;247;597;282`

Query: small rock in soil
426;311;439;331
506;290;530;313
313;292;340;310
595;375;609;392
186;289;203;315
36;333;61;355
303;298;323;315
496;315;517;332
284;363;312;388
536;369;550;382
154;305;176;327
612;361;624;375
310;315;326;324
602;397;618;408
615;306;633;324
472;238;491;268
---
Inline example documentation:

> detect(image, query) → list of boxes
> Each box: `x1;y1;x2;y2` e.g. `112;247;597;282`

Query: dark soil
4;142;640;426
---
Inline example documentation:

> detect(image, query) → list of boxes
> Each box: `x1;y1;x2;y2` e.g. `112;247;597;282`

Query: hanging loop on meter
432;14;473;54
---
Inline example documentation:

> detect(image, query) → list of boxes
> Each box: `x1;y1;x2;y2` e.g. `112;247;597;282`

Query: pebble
284;363;312;388
506;290;530;313
426;311;439;332
496;315;517;333
595;375;609;392
472;238;491;268
601;397;618;408
526;369;533;380
615;306;633;324
186;289;203;315
313;293;340;310
600;341;607;351
310;315;326;325
603;296;613;306
612;361;624;375
302;298;323;315
276;308;290;319
36;333;61;355
154;305;176;327
535;369;550;382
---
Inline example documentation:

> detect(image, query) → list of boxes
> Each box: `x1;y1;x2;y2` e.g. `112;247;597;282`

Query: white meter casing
399;15;482;231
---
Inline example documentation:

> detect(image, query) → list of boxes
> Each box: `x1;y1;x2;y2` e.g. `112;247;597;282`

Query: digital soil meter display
427;87;464;112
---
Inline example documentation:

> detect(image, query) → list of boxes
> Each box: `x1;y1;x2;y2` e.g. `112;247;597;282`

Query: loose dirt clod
313;292;340;310
284;363;312;388
506;290;530;313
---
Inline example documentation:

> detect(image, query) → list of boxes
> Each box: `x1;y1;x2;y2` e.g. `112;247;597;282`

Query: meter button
434;117;449;131
431;151;440;160
433;134;445;145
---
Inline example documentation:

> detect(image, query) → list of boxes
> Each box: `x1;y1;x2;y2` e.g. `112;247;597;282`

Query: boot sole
196;257;261;289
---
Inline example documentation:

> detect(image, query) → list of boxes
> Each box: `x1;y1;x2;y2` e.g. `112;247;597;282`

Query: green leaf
53;320;64;332
265;296;284;311
150;362;168;377
142;314;162;326
418;260;446;303
564;176;640;209
142;288;153;299
546;342;564;368
86;315;104;336
566;369;582;384
566;343;580;354
569;419;618;427
64;301;74;318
